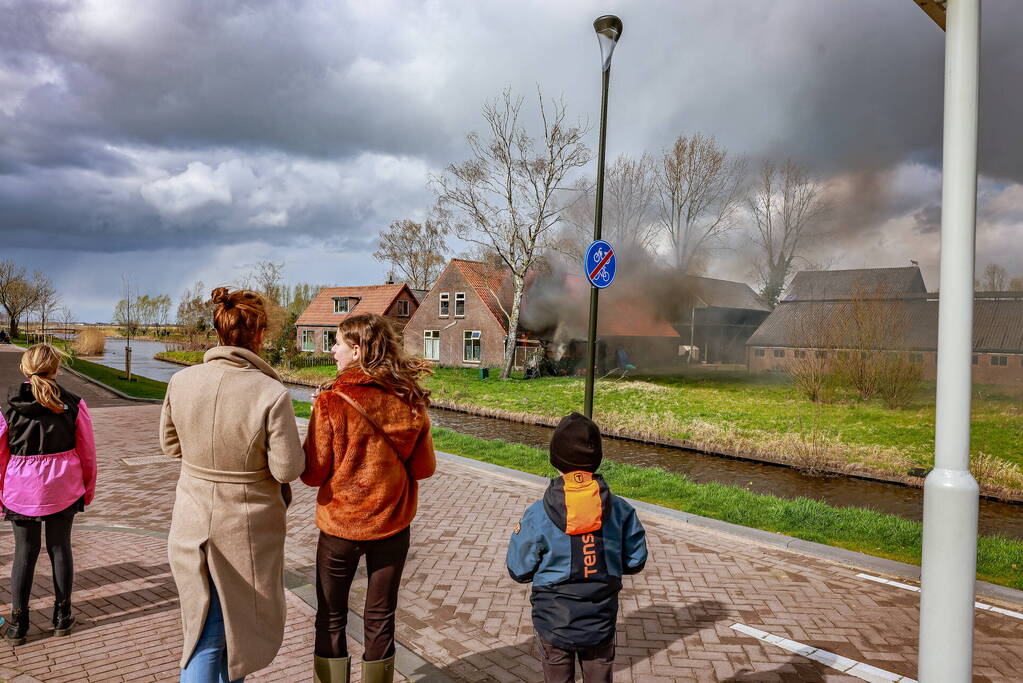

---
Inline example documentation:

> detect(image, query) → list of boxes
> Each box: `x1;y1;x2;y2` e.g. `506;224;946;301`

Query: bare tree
243;260;286;304
373;216;449;289
980;263;1008;291
561;153;660;256
433;88;590;378
748;159;830;307
113;276;139;379
177;280;215;350
657;134;747;274
0;260;44;338
33;276;60;343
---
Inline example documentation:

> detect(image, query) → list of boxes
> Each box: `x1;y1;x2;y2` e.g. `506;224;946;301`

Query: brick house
295;283;418;353
747;267;1023;389
403;259;517;368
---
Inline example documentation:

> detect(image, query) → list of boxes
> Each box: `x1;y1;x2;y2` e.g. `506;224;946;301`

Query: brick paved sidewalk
1;345;1022;681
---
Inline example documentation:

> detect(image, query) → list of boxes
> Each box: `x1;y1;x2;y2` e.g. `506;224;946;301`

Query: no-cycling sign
584;239;617;288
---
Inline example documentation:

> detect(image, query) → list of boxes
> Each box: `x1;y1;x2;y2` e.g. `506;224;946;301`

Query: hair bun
210;287;233;307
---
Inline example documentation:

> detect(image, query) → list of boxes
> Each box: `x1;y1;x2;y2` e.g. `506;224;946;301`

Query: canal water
87;338;1023;539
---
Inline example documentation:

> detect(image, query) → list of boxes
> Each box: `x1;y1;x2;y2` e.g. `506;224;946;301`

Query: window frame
322;330;336;353
396;299;410;317
463;329;481;363
909;352;923;364
333;297;351;314
301;330;315;352
423;330;440;361
773;349;785;358
991;355;1008;367
439;292;450;317
754;348;765;357
454;292;466;317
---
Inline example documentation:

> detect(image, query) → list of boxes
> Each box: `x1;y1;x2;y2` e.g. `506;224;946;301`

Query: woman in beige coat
160;288;305;682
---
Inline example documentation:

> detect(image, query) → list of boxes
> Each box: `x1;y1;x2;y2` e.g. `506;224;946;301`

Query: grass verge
65;357;168;400
423;368;1023;497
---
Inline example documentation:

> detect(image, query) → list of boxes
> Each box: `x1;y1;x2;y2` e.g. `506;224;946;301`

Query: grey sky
1;0;1021;321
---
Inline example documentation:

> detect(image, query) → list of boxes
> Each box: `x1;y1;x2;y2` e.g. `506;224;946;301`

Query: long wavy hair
327;313;432;410
20;343;66;413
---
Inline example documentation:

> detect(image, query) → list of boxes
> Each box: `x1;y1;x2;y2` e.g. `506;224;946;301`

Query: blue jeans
180;582;244;683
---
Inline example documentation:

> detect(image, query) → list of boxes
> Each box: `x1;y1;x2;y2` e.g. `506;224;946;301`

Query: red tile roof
296;284;412;327
452;259;512;331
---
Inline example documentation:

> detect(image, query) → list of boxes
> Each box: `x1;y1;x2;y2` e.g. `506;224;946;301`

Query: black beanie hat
550;412;603;473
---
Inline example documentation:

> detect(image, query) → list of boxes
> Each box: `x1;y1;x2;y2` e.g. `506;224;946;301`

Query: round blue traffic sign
584;239;617;289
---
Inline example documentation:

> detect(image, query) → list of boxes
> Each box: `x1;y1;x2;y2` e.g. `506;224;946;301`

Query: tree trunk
9;318;19;339
500;275;525;379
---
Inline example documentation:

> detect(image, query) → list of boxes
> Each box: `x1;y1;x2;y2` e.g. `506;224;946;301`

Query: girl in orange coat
302;313;435;683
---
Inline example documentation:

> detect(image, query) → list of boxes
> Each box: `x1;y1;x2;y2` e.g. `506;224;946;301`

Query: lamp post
583;14;622;419
918;0;981;679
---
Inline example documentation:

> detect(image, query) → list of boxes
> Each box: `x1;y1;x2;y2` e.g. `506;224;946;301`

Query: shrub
876;354;922;409
73;328;106;356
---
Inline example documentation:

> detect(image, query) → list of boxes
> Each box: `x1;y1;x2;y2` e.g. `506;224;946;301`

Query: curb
61;364;164;404
435;450;1023;609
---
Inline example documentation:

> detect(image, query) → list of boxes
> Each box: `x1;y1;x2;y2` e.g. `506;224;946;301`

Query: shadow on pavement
720;654;826;682
431;599;728;681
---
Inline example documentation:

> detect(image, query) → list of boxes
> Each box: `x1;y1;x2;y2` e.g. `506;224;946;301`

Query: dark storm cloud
1;0;1022;261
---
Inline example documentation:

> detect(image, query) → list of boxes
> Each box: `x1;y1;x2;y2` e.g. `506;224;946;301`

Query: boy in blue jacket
507;412;648;682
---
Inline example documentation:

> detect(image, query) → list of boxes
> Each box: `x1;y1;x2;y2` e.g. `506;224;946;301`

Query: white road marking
856;573;1023;621
729;623;917;683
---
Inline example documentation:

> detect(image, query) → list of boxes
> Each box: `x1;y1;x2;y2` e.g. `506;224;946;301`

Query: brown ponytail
20;343;66;413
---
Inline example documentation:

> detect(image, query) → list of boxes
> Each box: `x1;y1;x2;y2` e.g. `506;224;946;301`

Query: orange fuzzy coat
301;368;435;540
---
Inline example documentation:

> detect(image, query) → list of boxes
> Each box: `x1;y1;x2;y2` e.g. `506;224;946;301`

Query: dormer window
333;297;352;314
396;299;410;317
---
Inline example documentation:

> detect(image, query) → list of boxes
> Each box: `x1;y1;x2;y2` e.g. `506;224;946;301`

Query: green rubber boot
361;654;395;683
314;655;350;683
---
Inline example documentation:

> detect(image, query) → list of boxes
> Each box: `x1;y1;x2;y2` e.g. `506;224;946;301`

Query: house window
396;300;410;317
423;330;440;361
463;330;481;363
909;353;923;364
773;349;785;358
991;355;1008;367
838;351;849;360
455;292;465;317
860;351;870;360
333;297;351;314
754;349;765;357
439;293;449;317
301;330;315;352
972;355;979;365
322;330;336;353
794;350;807;359
816;350;827;359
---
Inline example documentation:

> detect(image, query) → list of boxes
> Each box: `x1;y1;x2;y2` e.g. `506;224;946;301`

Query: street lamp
583;15;622;419
917;1;981;680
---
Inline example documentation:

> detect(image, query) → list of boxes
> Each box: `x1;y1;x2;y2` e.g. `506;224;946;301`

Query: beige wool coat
160;346;305;679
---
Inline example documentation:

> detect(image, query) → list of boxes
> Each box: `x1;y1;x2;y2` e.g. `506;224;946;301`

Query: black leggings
9;515;75;613
314;526;410;661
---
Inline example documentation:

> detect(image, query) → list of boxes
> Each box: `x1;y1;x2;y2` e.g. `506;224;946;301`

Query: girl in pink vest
0;344;97;645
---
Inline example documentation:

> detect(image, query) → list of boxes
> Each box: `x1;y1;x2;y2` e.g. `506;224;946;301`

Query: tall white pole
918;1;981;680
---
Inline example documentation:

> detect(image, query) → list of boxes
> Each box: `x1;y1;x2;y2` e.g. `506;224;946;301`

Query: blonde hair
20;343;66;413
325;313;432;411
